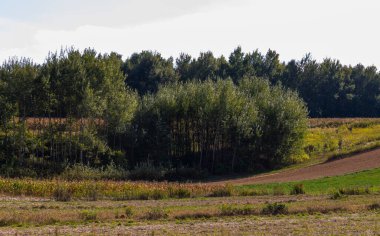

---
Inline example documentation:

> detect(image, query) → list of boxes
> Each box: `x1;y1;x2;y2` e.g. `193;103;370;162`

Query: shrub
101;162;129;180
52;185;72;202
238;189;269;196
367;203;380;210
209;185;233;197
60;164;102;181
143;207;168;220
168;188;191;199
85;185;99;201
273;186;286;196
151;189;166;200
128;162;166;181
174;212;212;220
164;167;208;181
338;187;371;195
80;210;97;221
60;163;128;181
330;191;344;200
290;184;305;195
261;203;288;215
125;206;134;217
136;190;150;200
219;204;255;216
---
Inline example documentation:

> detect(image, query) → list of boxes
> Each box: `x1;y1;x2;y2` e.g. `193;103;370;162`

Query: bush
135;190;150;200
164;167;208;181
101;162;129;180
52;185;73;202
290;184;305;195
125;206;134;217
273;186;286;196
128;162;166;181
261;203;288;215
367;203;380;210
330;191;344;200
209;185;233;197
168;188;191;199
85;185;99;201
60;164;102;181
219;204;255;216
338;187;371;195
174;212;212;220
60;163;128;181
151;189;166;200
143;207;168;220
238;189;269;196
80;210;97;221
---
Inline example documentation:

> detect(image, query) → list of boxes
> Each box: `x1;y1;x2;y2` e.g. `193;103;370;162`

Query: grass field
238;168;380;195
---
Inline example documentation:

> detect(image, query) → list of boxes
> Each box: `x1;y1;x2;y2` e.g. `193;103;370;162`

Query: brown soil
215;148;380;185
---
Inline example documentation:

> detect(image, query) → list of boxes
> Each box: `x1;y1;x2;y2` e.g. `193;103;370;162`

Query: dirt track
216;148;380;185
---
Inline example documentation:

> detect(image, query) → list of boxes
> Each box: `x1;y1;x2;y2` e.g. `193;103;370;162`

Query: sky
0;0;379;67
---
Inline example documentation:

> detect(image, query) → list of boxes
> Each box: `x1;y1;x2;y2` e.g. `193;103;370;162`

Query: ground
214;147;380;184
1;124;380;235
0;194;379;235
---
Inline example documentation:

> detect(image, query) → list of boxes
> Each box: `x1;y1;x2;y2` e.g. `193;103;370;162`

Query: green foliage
132;78;307;173
209;185;234;197
219;204;255;216
367;203;380;211
123;51;177;94
143;207;168;220
168;188;191;199
261;203;288;215
338;187;371;195
60;163;128;181
273;186;286;195
239;77;309;168
3;47;380;179
52;185;73;202
79;210;97;221
124;206;134;217
330;191;344;200
128;162;166;181
290;184;306;195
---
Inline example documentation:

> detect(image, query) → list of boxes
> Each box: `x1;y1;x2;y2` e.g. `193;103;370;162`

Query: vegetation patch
261;203;288;215
219;204;255;216
239;168;380;195
143;207;168;220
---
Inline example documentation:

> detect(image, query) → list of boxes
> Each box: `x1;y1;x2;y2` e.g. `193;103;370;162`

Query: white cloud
0;0;379;67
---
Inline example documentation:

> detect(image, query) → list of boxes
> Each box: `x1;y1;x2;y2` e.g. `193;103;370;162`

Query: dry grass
1;210;380;235
0;194;378;227
308;118;380;128
0;178;231;200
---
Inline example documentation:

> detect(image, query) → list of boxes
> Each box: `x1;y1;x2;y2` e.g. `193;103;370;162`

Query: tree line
0;47;377;178
125;47;380;117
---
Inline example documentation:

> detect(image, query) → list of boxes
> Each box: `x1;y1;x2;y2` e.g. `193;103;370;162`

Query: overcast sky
0;0;379;67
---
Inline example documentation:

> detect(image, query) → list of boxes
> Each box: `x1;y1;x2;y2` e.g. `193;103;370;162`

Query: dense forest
0;47;379;179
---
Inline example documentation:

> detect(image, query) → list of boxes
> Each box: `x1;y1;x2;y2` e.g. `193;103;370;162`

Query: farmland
0;183;379;235
0;118;380;234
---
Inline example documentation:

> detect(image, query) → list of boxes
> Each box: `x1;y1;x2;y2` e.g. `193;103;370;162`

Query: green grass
238;168;380;195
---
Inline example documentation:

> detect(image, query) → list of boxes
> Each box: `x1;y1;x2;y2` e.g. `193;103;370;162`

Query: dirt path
215;148;380;185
